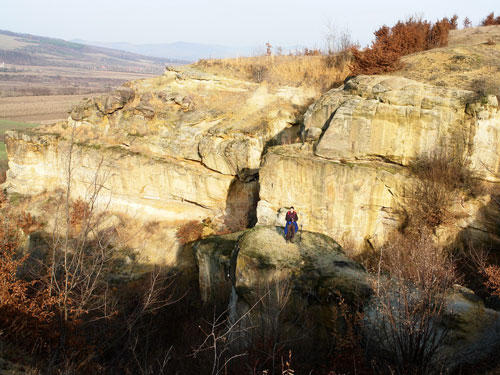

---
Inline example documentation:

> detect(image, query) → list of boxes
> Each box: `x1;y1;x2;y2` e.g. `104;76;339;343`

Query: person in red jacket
284;207;298;237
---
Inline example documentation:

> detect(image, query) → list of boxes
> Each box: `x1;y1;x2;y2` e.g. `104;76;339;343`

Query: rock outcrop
257;145;406;248
4;67;315;227
6;72;500;252
193;227;500;369
258;75;500;249
304;75;500;181
194;226;371;340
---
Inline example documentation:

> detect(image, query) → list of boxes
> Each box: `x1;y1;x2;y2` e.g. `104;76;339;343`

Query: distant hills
0;30;188;74
72;40;257;62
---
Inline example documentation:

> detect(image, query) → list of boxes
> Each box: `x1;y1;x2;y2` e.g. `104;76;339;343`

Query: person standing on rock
285;206;299;239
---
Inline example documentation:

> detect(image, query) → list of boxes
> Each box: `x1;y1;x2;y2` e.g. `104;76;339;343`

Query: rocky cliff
193;227;500;370
257;75;500;249
4;67;315;230
5;71;500;252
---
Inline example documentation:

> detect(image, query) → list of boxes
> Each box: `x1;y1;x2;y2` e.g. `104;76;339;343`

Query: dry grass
395;26;500;91
193;54;350;92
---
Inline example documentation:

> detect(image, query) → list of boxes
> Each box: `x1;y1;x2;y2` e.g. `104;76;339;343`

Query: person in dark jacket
284;207;298;236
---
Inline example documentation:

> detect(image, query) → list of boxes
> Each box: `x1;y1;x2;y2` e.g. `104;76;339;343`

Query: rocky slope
5;70;500;252
3;29;500;255
193;226;500;369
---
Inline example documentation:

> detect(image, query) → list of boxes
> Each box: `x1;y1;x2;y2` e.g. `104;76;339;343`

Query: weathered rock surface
65;67;313;177
257;145;405;248
193;226;371;340
256;143;492;249
304;75;500;181
5;131;232;221
232;226;371;304
4;67;315;226
193;231;243;303
193;227;500;368
257;75;500;248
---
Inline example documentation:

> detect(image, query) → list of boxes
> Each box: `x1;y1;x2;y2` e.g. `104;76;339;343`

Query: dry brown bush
16;211;40;235
403;152;480;230
69;198;90;228
0;200;62;353
176;220;204;244
351;16;457;75
250;64;268;83
481;12;500;26
484;265;500;296
369;229;456;374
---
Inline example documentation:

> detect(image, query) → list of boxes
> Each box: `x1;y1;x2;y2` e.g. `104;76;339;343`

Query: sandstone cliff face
304;75;500;180
4;71;500;256
4;67;315;227
257;75;500;248
257;145;405;248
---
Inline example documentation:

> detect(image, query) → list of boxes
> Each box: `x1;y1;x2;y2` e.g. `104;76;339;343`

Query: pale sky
1;0;498;47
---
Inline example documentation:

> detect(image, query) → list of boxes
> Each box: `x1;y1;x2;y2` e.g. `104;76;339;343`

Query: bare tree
323;20;356;69
47;123;116;323
367;230;456;375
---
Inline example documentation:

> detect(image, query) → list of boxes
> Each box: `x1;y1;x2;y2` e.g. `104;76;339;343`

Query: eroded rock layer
193;227;500;370
257;75;500;248
304;75;500;181
257;145;405;248
4;67;315;224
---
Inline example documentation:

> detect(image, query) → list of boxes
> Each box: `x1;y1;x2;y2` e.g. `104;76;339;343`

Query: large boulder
193;231;243;303
193;226;372;342
232;226;371;305
304;75;500;181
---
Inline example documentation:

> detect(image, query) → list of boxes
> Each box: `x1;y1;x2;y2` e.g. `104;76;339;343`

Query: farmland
0;93;99;123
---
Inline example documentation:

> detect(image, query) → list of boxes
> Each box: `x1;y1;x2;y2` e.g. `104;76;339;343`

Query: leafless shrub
250;64;269;83
368;229;457;375
403;152;480;231
245;279;293;374
323;22;356;70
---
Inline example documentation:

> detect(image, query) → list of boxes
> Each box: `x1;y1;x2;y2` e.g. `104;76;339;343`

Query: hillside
0;29;187;73
73;39;255;62
394;25;500;93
